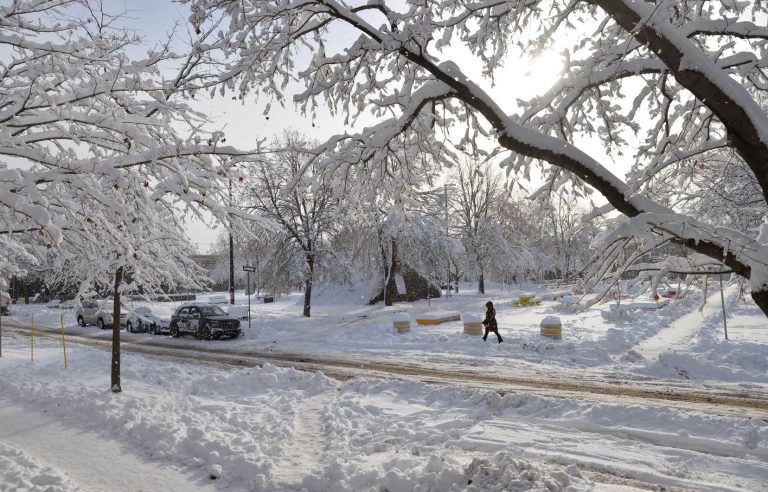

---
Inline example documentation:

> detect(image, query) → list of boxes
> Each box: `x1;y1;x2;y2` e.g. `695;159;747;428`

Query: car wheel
196;324;211;341
97;318;105;329
77;315;86;327
126;321;133;333
137;320;144;332
170;322;180;338
149;323;156;335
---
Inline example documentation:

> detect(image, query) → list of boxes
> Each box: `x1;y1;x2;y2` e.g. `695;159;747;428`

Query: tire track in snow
4;319;768;419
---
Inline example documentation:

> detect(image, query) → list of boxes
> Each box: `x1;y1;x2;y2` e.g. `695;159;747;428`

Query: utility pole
444;183;450;298
229;174;235;305
243;265;255;332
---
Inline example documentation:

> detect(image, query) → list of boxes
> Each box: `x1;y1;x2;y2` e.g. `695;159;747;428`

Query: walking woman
482;301;503;343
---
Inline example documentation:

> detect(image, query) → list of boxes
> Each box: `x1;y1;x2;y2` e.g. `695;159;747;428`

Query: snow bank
465;453;588;491
639;294;768;383
0;340;332;489
309;377;767;490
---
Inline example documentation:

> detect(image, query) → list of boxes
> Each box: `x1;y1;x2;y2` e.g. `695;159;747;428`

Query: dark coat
483;305;498;332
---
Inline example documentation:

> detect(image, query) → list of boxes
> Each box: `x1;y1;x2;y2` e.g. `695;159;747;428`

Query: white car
125;306;170;335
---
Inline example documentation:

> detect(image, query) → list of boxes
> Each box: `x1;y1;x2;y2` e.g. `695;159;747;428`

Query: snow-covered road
4;316;767;421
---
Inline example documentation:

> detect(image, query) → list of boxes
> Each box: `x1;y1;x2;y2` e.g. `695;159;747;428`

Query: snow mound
0;343;334;488
465;452;591;491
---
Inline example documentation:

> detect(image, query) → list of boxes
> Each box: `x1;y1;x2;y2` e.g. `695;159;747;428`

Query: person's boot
497;335;503;343
483;335;487;341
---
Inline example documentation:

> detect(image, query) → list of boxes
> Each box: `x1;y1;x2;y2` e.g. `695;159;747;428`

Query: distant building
191;254;218;272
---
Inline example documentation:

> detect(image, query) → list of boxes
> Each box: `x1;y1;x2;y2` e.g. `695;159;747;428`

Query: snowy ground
6;281;767;388
0;338;766;491
1;281;767;490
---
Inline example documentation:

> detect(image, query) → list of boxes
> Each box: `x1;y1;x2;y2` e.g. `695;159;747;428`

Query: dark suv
169;303;241;340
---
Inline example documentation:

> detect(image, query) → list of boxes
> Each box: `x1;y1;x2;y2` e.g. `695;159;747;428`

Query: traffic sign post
0;296;8;357
243;265;255;332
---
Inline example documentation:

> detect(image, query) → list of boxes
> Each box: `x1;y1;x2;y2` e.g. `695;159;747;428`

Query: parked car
125;306;170;335
1;293;10;316
76;300;127;329
169;303;241;340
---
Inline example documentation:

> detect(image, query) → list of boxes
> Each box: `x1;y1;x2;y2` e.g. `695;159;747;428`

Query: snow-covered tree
242;131;336;317
184;0;768;316
451;158;504;293
538;191;603;279
0;1;259;390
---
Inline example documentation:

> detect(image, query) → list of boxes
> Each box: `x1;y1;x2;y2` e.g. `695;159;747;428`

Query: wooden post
30;312;35;363
61;312;68;369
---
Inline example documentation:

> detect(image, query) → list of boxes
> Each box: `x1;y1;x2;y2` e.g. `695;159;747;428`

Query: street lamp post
228;174;235;305
243;265;255;332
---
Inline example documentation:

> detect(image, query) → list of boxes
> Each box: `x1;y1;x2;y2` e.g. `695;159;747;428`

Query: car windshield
200;306;227;316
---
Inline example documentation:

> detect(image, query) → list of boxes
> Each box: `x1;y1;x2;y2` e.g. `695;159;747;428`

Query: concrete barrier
415;311;461;325
540;316;562;339
392;312;411;334
462;313;483;335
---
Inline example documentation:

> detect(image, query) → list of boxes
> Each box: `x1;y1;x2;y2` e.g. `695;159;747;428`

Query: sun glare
519;51;564;97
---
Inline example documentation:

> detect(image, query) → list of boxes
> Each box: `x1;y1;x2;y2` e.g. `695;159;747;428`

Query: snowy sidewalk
0;399;213;491
633;286;735;361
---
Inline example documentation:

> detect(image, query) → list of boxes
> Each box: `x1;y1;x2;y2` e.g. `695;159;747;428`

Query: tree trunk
303;253;314;317
752;290;768;318
111;266;124;393
478;270;485;294
384;239;398;306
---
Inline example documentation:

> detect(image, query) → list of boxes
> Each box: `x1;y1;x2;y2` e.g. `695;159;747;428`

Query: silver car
76;300;124;329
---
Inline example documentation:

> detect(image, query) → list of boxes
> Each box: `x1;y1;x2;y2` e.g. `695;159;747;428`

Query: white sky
107;1;621;252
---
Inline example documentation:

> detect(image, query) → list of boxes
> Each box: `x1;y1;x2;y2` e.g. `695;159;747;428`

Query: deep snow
0;338;766;491
1;280;767;490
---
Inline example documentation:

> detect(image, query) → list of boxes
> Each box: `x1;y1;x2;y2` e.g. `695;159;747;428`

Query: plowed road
3;320;767;421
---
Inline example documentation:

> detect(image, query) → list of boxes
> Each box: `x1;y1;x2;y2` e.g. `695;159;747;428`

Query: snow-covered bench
415;311;461;325
513;294;542;307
